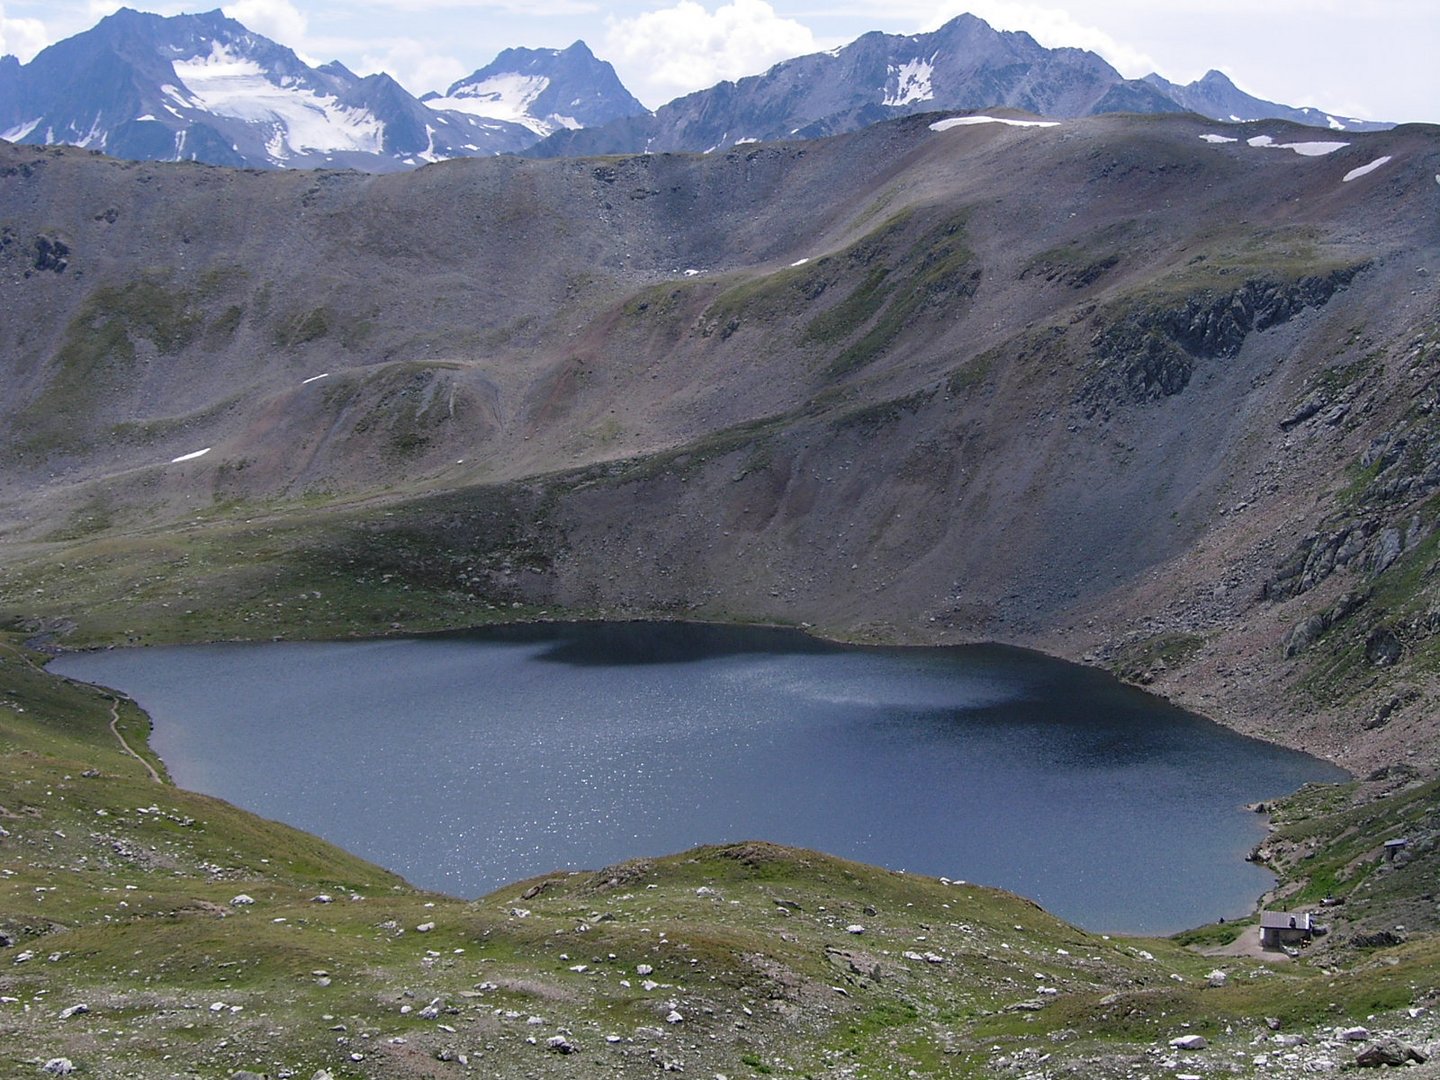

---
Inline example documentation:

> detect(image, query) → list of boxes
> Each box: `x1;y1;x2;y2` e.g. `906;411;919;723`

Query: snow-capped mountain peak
0;10;644;170
423;41;647;139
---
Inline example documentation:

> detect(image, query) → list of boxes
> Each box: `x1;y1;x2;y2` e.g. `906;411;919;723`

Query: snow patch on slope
1245;134;1347;156
2;118;42;141
1343;156;1392;182
930;116;1059;131
883;56;936;108
173;42;383;158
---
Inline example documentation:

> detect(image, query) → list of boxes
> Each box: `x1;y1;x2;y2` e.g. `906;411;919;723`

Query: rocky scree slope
1;113;1439;780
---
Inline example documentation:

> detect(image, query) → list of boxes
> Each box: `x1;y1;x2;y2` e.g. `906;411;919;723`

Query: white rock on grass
230;894;255;906
1170;1034;1208;1050
57;1003;89;1019
1206;969;1228;987
42;1061;76;1076
665;1010;684;1024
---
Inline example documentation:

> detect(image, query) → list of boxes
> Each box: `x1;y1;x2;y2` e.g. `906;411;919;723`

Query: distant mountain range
1141;69;1383;133
530;16;1390;158
0;8;646;171
0;7;1392;171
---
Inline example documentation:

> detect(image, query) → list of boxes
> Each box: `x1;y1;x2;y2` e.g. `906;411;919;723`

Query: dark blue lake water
51;622;1345;934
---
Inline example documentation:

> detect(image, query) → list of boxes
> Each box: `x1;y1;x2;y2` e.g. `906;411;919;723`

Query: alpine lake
50;621;1346;936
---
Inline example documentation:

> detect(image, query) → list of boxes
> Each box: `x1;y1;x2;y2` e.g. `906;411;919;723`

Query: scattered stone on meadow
311;893;333;903
311;1072;335;1080
546;1035;576;1053
1339;1026;1370;1041
1170;1034;1208;1051
230;894;254;906
636;963;654;975
416;921;435;932
665;1009;684;1023
1355;1038;1427;1067
846;924;865;934
418;997;442;1019
41;1060;75;1076
1206;969;1227;987
57;1003;88;1019
231;1072;268;1080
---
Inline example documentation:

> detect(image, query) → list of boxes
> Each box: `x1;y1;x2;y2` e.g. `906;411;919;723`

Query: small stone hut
1260;910;1313;949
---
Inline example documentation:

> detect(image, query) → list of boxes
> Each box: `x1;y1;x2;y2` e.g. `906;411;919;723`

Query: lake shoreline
48;621;1346;938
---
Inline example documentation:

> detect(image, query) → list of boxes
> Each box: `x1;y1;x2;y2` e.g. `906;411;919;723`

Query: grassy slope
3;631;1438;1078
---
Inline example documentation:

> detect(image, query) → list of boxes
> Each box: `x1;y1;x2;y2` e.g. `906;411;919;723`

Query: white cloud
603;0;819;107
0;2;48;60
358;37;468;97
86;0;124;20
358;0;597;11
921;0;1157;78
222;0;308;46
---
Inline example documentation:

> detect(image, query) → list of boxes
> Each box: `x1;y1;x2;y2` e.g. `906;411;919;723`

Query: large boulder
1355;1037;1427;1067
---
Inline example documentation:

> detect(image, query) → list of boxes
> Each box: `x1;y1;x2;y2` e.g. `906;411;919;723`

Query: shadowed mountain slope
2;111;1439;776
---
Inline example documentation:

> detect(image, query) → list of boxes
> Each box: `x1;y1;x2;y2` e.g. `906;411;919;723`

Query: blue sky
2;0;1436;123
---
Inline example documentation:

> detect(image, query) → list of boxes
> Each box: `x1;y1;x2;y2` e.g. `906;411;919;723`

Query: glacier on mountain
174;43;385;158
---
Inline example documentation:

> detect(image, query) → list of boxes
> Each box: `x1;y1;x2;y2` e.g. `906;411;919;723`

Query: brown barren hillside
3;112;1440;776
